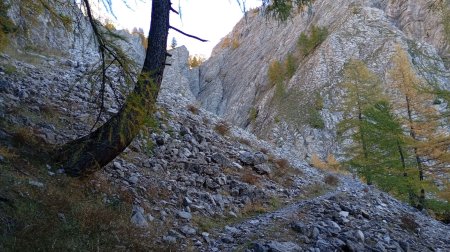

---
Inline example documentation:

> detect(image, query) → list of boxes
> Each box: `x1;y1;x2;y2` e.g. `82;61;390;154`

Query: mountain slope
193;0;450;160
0;0;449;251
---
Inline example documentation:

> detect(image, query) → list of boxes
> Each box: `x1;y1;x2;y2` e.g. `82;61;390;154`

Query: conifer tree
388;45;442;208
361;100;419;199
338;59;382;184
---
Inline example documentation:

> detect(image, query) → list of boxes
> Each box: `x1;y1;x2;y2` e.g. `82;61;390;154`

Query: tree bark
53;0;171;176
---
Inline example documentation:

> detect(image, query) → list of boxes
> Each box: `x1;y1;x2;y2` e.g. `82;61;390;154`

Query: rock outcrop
193;0;450;160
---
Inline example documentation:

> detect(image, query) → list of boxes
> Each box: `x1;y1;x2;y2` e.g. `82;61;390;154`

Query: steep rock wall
194;0;450;160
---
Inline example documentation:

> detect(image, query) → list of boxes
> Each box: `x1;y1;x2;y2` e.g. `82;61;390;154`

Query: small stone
291;222;309;235
251;242;268;252
228;211;237;218
163;235;177;244
355;230;364;242
211;152;232;167
328;220;341;232
57;212;66;222
253;163;272;175
178;211;192;220
183;197;193;206
254;152;268;165
361;210;370;219
267;241;301;252
113;161;122;170
311;227;320;239
180;225;197;236
129;175;139;184
155;136;165;146
399;241;410;252
339;211;349;218
131;211;148;228
238;151;255;165
225;225;239;234
28;180;44;188
146;214;155;222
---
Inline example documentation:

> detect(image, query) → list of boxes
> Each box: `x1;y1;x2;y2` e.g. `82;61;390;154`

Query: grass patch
271;158;303;186
324;174;339;186
310;154;344;173
0;149;176;251
297;25;328;57
249;107;258;122
187;104;199;114
214;121;231;136
242;170;260;185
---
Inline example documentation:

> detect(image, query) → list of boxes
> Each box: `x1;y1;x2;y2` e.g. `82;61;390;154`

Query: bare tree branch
169;26;208;42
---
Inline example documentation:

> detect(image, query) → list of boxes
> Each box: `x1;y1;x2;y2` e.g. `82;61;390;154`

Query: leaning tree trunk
54;0;171;176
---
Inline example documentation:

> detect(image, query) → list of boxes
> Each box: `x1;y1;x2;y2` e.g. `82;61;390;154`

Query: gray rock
211;152;232;167
343;239;365;252
266;241;302;252
180;225;197;236
131;205;148;228
239;151;256;165
253;163;272;175
163;235;177;244
28;180;44;188
129;175;139;184
183;197;193;206
178;211;192;220
251;242;269;252
339;211;349;218
0;80;12;94
254;152;268;165
291;222;309;235
355;230;365;243
311;227;320;239
399;241;410;252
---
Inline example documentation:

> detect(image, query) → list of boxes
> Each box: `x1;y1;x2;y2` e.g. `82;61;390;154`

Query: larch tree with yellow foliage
388;45;444;208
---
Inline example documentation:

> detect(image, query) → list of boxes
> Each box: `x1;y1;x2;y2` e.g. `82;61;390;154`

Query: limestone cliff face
5;0;145;65
193;0;450;160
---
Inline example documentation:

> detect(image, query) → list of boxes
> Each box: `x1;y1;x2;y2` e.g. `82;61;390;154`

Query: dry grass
220;34;240;49
0;146;17;159
0;153;173;251
400;214;419;232
145;183;172;200
324;174;339;186
310;154;328;170
260;148;269;155
241;201;267;215
300;183;329;199
310;153;346;174
271;158;302;186
187;104;199;115
236;137;252;146
274;158;290;170
214;121;231;136
242;170;260;185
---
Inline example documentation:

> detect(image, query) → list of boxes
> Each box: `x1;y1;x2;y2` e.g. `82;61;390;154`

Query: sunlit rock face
191;0;449;160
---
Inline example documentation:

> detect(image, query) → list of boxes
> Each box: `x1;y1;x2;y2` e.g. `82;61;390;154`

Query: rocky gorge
0;0;449;251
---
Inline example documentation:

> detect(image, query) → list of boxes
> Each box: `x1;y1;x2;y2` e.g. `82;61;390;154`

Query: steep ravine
192;0;450;161
0;1;449;251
